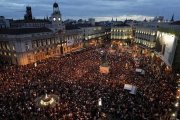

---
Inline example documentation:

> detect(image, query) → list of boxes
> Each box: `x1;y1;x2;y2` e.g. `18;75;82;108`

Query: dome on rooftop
53;2;58;8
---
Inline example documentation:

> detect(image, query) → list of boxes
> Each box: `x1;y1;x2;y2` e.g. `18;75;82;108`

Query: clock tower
50;2;62;28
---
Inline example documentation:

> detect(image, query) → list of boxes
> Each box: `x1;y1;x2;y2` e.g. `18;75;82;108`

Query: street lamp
34;62;37;67
98;98;102;107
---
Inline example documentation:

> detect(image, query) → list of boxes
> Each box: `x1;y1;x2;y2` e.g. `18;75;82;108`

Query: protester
0;44;176;120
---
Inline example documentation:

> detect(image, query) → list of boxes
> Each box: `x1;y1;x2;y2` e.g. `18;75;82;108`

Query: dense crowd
0;44;177;120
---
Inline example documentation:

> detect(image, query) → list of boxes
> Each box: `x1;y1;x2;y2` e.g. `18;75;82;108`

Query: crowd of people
0;43;177;120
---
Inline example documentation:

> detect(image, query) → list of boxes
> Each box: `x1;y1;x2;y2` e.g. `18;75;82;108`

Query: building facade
111;26;132;40
134;27;157;48
0;28;62;65
156;31;178;66
0;16;10;28
81;26;106;47
155;22;180;71
63;28;83;53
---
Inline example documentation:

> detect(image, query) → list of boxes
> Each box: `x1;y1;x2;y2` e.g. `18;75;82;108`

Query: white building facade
135;27;157;48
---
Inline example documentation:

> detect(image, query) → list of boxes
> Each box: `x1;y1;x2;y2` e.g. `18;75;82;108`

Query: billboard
157;31;177;66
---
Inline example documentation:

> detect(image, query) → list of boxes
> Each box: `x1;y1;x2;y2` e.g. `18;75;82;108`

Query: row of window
135;34;155;38
111;30;132;32
136;31;156;35
111;36;131;39
32;35;82;48
64;35;82;41
0;51;16;57
111;33;132;36
135;33;155;36
32;38;60;48
135;35;155;40
0;42;15;51
135;39;155;48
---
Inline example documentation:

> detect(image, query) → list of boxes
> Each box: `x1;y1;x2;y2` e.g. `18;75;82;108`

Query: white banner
124;84;137;95
130;86;137;95
135;68;142;73
124;84;132;91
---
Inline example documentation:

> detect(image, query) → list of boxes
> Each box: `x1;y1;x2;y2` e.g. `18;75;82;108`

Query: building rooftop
65;25;80;30
113;23;130;27
53;2;59;8
171;21;180;25
0;27;52;35
12;19;51;23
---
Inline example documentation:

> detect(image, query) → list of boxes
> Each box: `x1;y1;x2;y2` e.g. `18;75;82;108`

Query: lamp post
97;98;102;118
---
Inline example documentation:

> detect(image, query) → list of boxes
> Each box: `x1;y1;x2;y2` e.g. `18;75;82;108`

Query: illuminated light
53;18;56;21
177;96;179;99
98;98;102;106
178;89;180;92
175;102;179;107
34;62;37;67
40;97;55;106
177;73;180;77
58;18;61;21
172;113;176;117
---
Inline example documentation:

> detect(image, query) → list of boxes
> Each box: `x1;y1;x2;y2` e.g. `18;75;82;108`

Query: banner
124;84;137;95
130;86;137;95
124;84;132;91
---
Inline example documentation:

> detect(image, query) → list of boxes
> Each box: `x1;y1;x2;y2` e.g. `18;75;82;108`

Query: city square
0;1;180;120
0;42;179;119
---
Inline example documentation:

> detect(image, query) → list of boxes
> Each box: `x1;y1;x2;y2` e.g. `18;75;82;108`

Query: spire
111;17;114;22
124;18;127;23
144;18;147;22
171;14;174;22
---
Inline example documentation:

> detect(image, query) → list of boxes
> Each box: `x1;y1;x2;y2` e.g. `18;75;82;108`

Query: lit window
12;45;15;50
6;44;10;50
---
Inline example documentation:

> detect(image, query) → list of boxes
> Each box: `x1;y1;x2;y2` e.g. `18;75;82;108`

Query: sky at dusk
0;0;179;21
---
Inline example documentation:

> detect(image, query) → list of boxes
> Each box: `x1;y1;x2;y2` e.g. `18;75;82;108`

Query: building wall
135;27;157;48
0;37;16;65
0;16;10;28
173;37;180;72
0;26;106;66
64;29;83;53
156;31;178;66
111;27;132;40
81;26;105;41
0;32;63;65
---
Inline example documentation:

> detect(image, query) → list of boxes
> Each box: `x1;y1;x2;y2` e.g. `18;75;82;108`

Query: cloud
0;0;179;21
95;15;154;21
